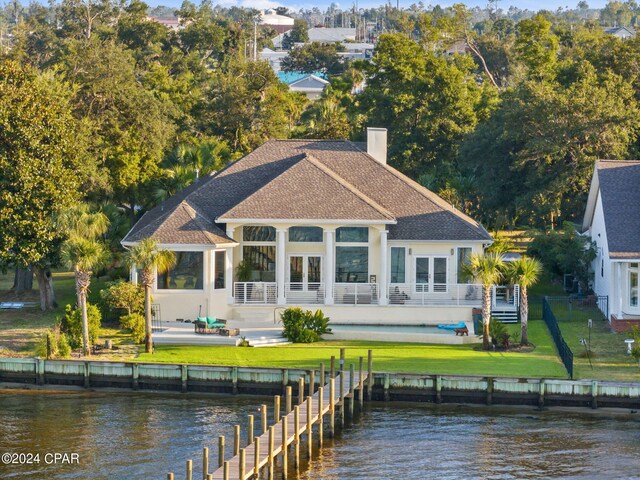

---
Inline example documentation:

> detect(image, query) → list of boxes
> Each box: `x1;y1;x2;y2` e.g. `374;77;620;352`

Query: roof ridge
353;150;491;239
303;153;396;221
180;202;221;245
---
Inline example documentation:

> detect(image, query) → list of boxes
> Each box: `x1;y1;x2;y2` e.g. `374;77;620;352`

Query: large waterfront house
582;160;640;332
122;129;516;329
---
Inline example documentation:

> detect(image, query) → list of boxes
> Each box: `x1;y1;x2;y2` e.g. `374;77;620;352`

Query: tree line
2;0;640;308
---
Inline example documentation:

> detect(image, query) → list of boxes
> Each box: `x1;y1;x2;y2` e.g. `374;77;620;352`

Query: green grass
0;271;137;357
136;320;567;378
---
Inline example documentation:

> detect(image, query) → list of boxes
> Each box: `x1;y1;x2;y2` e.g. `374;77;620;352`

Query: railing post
286;385;292;413
202;448;208;480
306;396;313;458
329;377;335;438
274;395;281;424
318;386;324;448
282;411;288;478
238;448;245;480
294;405;300;471
254;436;260;477
247;415;254;447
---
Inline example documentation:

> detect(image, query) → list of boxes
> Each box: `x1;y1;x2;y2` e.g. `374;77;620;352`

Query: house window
242;246;276;282
214;251;225;289
336;227;368;243
630;263;639;308
289;226;323;242
390;247;405;283
158;252;203;290
457;248;472;283
243;226;276;242
335;246;368;283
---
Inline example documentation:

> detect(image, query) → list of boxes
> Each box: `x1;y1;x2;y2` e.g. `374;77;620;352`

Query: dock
166;349;372;480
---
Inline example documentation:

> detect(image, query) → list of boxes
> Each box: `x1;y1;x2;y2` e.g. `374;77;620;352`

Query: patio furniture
195;317;227;334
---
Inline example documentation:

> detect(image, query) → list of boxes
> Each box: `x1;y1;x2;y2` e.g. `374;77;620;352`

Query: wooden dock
166;349;372;480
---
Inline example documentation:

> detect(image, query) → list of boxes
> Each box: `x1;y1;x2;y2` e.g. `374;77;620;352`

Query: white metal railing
388;283;483;306
333;283;379;305
492;285;520;309
284;283;325;304
234;282;277;304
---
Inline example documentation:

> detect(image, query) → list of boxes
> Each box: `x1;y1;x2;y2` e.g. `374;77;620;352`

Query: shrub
489;318;510;349
61;303;102;349
36;324;72;359
100;281;145;320
281;307;331;343
120;313;146;343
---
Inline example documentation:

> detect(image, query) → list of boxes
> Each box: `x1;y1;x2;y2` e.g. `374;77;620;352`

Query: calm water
1;390;639;479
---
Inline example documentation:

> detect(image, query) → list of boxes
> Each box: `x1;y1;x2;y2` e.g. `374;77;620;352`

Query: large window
158;252;203;290
335;246;368;283
214;251;225;289
336;227;368;243
289;226;323;242
631;263;639;308
390;247;405;283
242;246;276;282
243;226;276;242
457;247;472;283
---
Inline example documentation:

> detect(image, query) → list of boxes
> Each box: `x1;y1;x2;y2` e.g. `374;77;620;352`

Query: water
1;390;639;479
331;324;455;335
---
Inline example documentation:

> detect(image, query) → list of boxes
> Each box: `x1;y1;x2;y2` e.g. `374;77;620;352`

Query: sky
144;0;611;12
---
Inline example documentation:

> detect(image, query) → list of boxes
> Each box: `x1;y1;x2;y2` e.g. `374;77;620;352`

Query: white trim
216;218;395;225
387;240;486;245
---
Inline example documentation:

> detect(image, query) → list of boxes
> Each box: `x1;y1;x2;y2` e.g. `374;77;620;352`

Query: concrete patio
152;320;290;347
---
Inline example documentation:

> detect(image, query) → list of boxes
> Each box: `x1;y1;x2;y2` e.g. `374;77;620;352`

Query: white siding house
583;160;640;331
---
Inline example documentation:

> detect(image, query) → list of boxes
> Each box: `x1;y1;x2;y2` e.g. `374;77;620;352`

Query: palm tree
125;238;176;353
59;205;110;357
464;252;505;350
505;256;542;346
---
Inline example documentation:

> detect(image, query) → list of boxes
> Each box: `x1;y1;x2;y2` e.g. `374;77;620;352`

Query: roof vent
367;127;387;164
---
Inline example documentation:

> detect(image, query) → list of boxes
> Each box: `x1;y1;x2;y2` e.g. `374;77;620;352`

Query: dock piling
294;405;300;471
218;435;225;468
247;415;254;447
202;447;209;480
367;350;373;400
358;357;364;409
239;449;245;480
253;436;260;477
318;386;324;447
282;411;288;478
261;404;267;434
274;395;281;424
306;396;313;458
329;377;335;438
233;425;240;455
309;369;315;397
186;459;192;480
268;425;275;479
285;386;292;413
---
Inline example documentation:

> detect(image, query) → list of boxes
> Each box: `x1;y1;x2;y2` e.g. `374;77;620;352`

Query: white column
130;266;138;285
617;262;624;319
379;230;388;305
324;229;335;305
277;229;286;305
226;228;235;304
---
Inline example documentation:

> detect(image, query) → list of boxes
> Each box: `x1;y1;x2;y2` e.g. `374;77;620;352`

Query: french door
289;255;322;291
415;257;448;293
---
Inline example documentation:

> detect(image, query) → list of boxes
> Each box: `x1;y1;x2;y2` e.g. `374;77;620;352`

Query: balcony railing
388;283;483;306
333;283;379;305
232;282;519;308
284;283;325;304
234;282;277;304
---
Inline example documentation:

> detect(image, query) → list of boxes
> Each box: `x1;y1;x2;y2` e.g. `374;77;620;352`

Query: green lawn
136;320;567;378
0;271;137;358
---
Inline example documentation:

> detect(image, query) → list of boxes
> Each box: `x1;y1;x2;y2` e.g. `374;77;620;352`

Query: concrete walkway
152;320;289;347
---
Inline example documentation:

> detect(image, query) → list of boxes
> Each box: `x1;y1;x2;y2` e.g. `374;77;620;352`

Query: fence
545;296;608;322
542;297;574;379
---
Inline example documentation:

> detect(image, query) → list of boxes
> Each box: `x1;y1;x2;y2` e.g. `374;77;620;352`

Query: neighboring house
148;16;182;31
260;48;288;72
122;129;508;326
603;26;636;40
582;160;640;331
277;72;329;100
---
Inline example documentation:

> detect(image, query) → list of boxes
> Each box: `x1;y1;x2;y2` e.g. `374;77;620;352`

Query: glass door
415;257;448;293
289;255;322;291
415;257;430;292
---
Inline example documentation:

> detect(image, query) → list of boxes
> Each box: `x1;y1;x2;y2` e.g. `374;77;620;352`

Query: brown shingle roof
596;160;640;259
123;140;491;245
219;154;395;222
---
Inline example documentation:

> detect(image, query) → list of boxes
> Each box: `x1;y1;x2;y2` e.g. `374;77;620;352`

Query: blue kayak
437;322;467;330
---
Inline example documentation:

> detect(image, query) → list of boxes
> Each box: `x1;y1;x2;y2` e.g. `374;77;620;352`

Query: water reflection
1;391;639;479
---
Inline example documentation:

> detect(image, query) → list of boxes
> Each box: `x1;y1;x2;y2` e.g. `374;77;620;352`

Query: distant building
260;10;294;34
603;26;636;40
272;27;357;49
148;16;182;31
277;72;329;100
260;48;288;72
